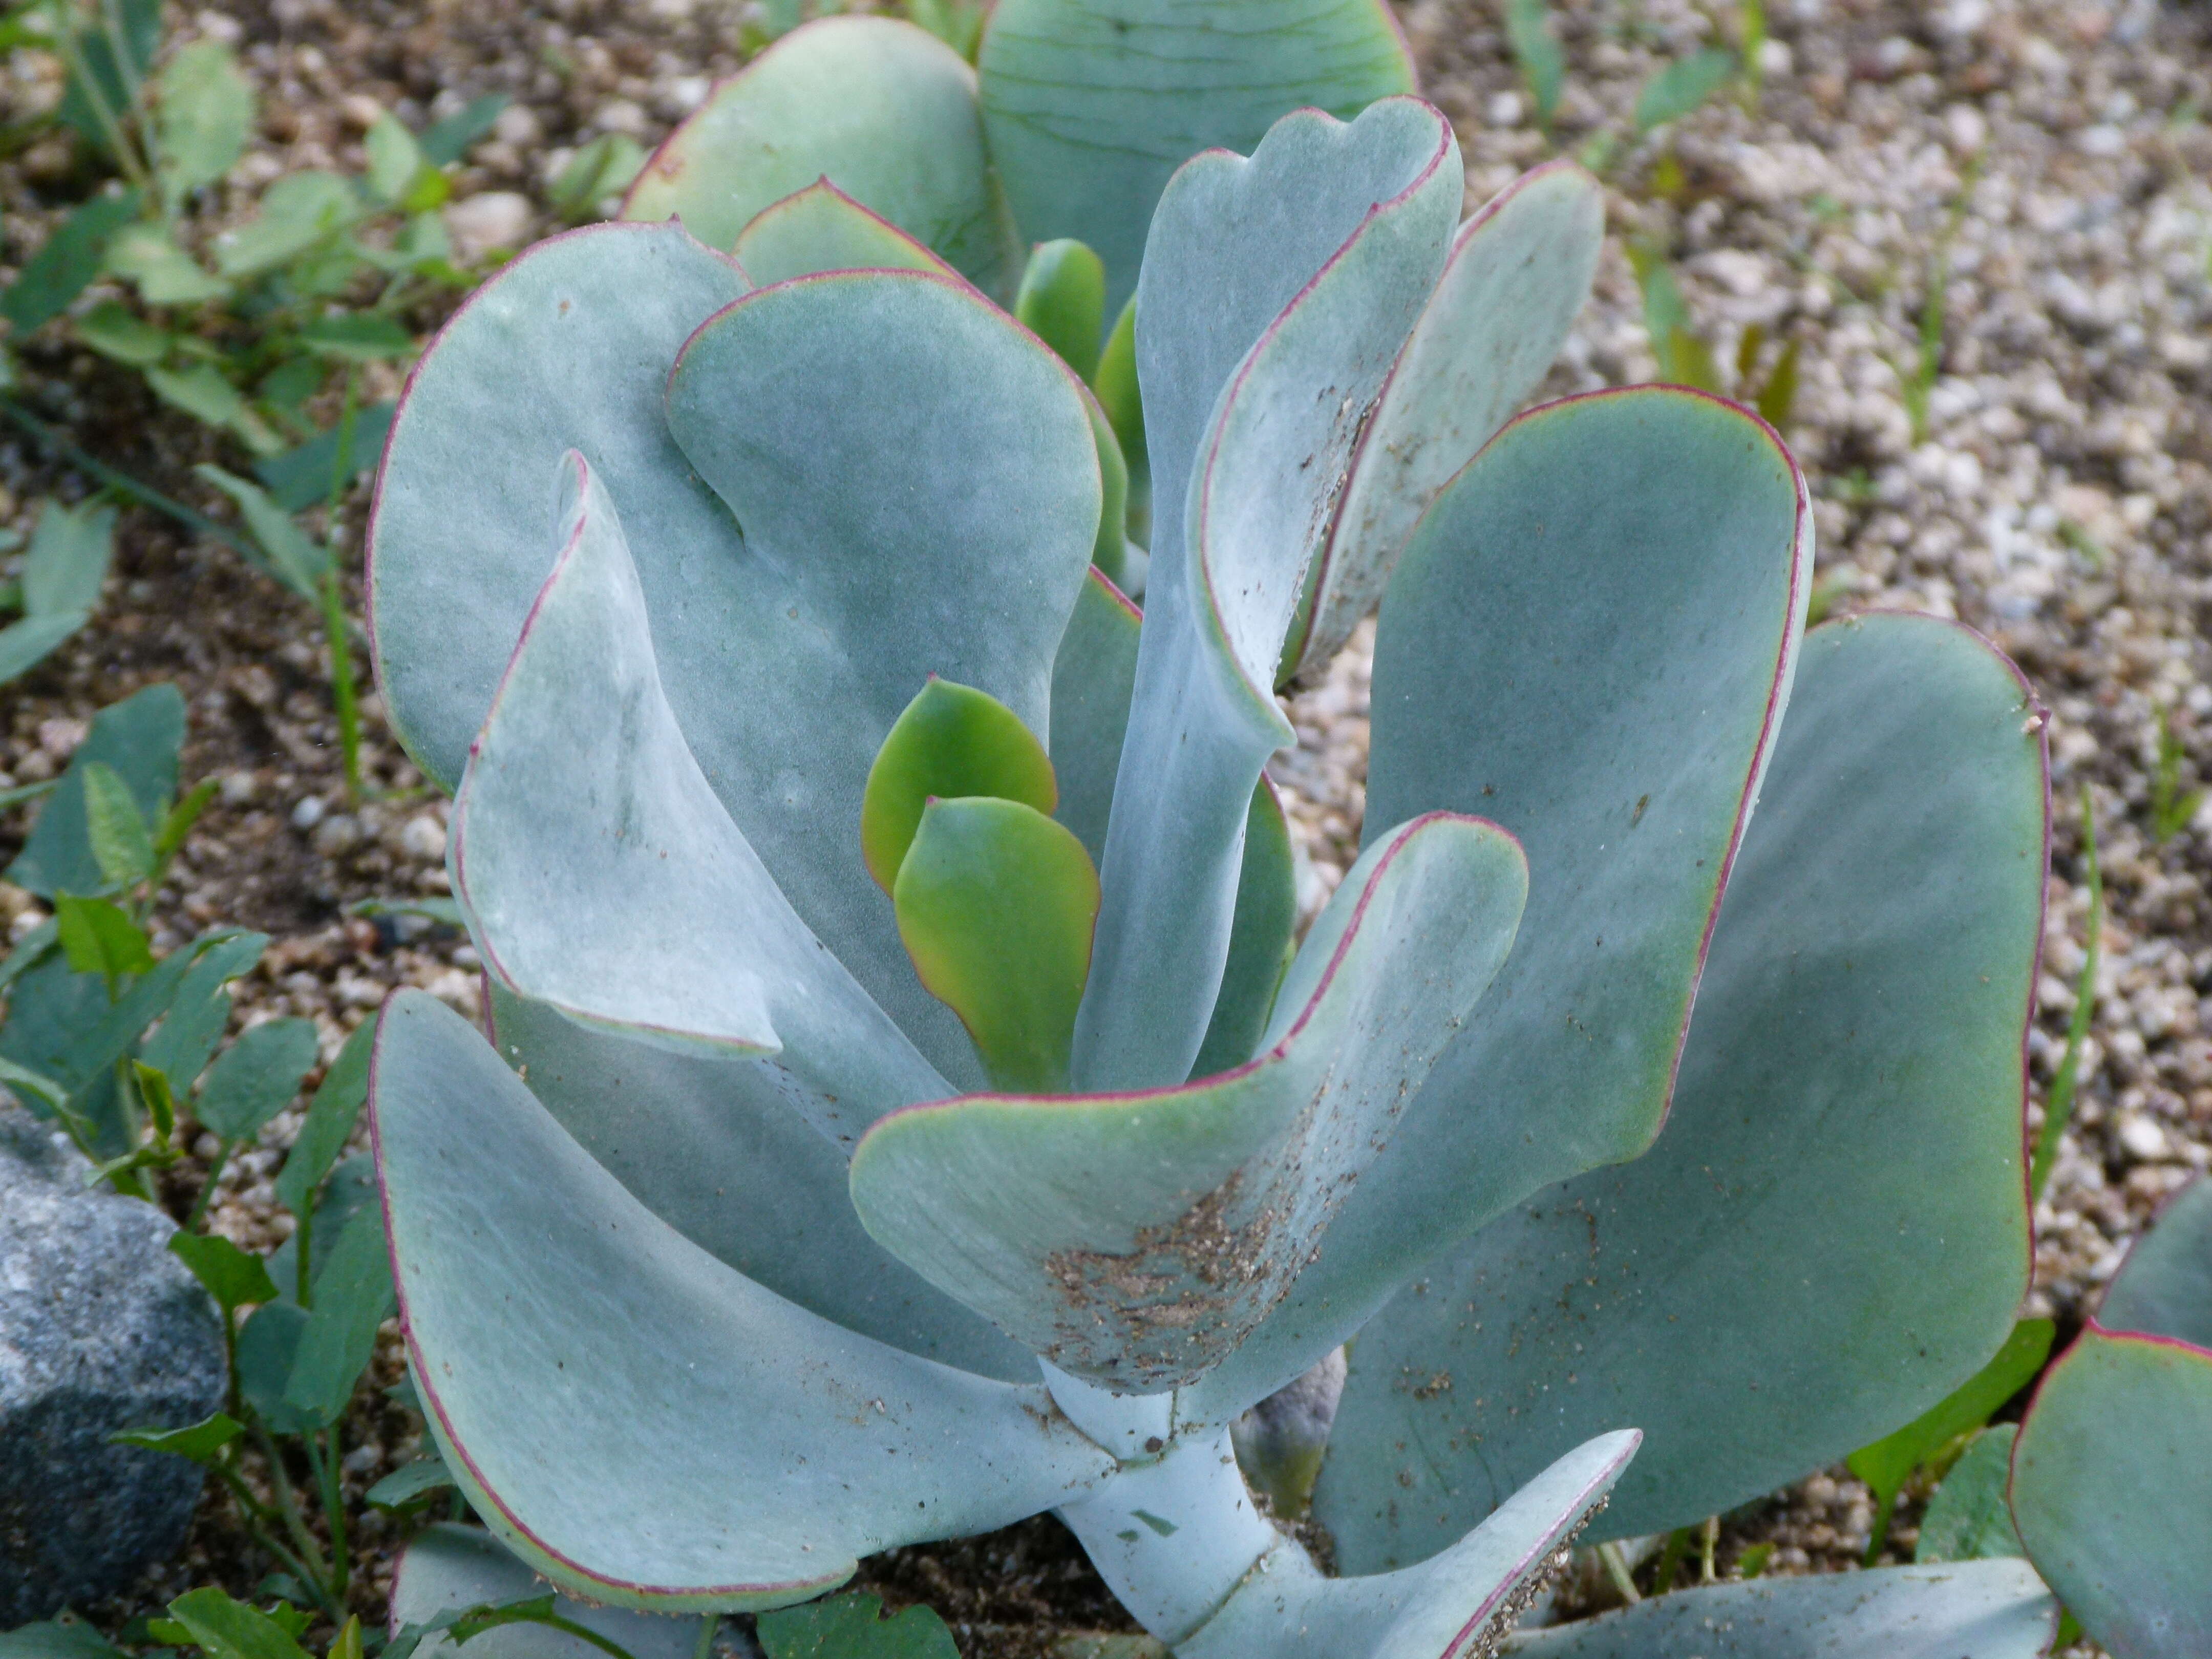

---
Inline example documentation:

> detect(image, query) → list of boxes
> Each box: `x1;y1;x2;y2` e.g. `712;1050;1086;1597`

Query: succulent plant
2008;1174;2211;1656
365;84;2061;1655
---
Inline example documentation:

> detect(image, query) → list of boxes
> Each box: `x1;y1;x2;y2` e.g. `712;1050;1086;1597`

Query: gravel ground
5;0;2211;1649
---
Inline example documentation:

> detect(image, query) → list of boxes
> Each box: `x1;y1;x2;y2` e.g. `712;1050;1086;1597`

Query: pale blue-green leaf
624;15;1016;294
2097;1172;2212;1347
1048;565;1142;867
9;683;182;899
391;1526;701;1659
483;982;1029;1379
2010;1326;2212;1658
237;1301;315;1432
1076;100;1460;1090
1181;1430;1636;1659
758;1593;958;1659
731;178;958;284
1189;777;1296;1079
266;1154;375;1304
1318;613;2046;1564
852;813;1524;1388
1507;1560;2056;1657
660;269;1098;1082
421;94;509;167
452;453;949;1145
1185;387;1810;1428
373;989;1115;1611
369;222;746;791
1916;1426;2025;1563
1288;160;1604;676
23;499;116;617
976;0;1416;318
0;613;90;686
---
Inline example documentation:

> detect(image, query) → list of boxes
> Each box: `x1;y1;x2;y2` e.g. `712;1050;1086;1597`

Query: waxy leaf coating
372;990;1114;1613
732;178;957;286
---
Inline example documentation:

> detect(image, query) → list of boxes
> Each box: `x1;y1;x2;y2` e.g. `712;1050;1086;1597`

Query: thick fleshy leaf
895;798;1099;1092
1190;777;1295;1079
1917;1426;2026;1563
1075;100;1460;1091
1848;1318;2054;1523
1048;567;1143;867
1180;1430;1636;1659
862;678;1058;894
850;813;1525;1388
1284;160;1605;678
624;16;1017;294
1084;391;1133;587
451;455;947;1143
1015;239;1106;381
1506;1561;2057;1658
731;179;958;285
661;269;1101;1081
1184;388;1810;1425
2096;1172;2212;1347
2010;1326;2212;1658
372;989;1114;1612
1318;613;2046;1565
369;222;747;792
976;0;1415;317
391;1525;700;1659
484;982;1030;1380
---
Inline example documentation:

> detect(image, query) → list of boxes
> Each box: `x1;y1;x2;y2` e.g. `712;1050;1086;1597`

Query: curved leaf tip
861;676;1058;892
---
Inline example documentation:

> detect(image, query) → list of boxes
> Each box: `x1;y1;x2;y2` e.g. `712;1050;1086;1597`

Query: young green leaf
2151;705;2201;844
0;615;91;687
1847;1317;2054;1561
547;133;646;222
8;683;184;901
1504;0;1565;129
22;499;117;618
2033;789;2100;1199
81;761;156;888
860;678;1058;892
275;1018;373;1215
1633;47;1739;134
74;300;174;368
154;39;254;208
155;778;219;866
194;1016;320;1142
212;171;358;279
419;94;509;166
1090;294;1145;480
196;464;331;599
112;1410;245;1464
0;1052;71;1116
365;114;429;206
1915;1423;2026;1563
254;403;396;511
1014;240;1107;382
54;893;155;984
104;222;230;304
163;1587;312;1659
147;364;282;455
757;1593;959;1659
0;188;141;334
893;797;1098;1092
168;1231;280;1315
297;313;414;360
134;1059;178;1142
236;1301;315;1432
1754;337;1800;430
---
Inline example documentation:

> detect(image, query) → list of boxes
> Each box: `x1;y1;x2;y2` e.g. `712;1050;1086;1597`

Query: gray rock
1;1105;226;1624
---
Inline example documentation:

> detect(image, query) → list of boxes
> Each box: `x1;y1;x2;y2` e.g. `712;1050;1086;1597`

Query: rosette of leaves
365;95;2058;1656
2006;1175;2212;1656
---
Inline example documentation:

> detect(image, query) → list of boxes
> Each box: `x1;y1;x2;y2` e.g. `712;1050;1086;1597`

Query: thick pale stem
1044;1366;1279;1646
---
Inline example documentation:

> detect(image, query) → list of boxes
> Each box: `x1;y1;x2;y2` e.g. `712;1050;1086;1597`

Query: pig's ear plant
363;78;2062;1655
